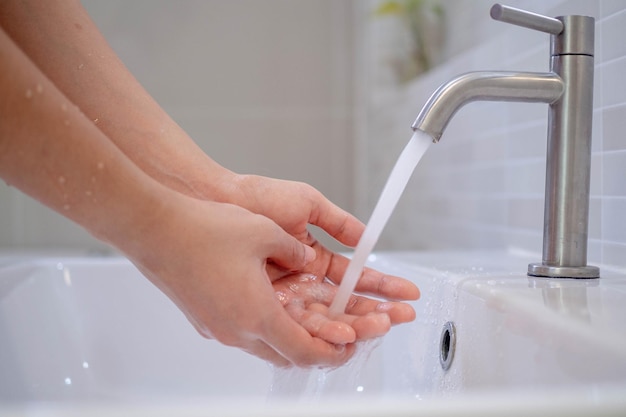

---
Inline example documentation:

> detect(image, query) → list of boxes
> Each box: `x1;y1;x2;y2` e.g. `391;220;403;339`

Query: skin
0;0;420;368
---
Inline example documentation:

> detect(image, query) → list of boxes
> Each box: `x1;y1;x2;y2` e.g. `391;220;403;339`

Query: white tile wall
3;0;625;270
0;1;355;252
361;0;626;270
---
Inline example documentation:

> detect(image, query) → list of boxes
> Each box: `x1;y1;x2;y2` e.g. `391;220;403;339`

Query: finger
309;303;391;340
261;305;355;368
325;252;420;301
343;295;417;325
284;302;356;345
351;313;391;340
373;301;417;324
265;224;316;273
275;276;417;326
307;188;365;248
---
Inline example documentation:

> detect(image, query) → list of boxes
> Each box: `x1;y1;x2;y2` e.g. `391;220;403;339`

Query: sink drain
439;321;456;371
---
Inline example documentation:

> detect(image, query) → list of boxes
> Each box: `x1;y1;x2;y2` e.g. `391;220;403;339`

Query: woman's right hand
122;195;365;367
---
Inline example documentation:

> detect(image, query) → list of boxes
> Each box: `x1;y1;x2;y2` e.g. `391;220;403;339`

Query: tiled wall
360;0;626;270
0;1;354;252
3;0;624;269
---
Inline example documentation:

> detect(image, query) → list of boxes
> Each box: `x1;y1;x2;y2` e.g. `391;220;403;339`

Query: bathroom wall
3;0;624;270
359;0;626;270
0;1;355;252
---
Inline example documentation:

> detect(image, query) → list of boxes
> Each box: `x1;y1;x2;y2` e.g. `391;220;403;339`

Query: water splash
329;131;432;315
267;338;381;402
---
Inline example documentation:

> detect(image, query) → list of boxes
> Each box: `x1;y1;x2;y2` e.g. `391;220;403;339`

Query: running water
329;130;433;316
268;338;382;402
268;130;431;402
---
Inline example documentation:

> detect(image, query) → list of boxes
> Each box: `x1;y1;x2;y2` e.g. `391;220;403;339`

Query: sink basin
1;251;625;416
370;250;626;397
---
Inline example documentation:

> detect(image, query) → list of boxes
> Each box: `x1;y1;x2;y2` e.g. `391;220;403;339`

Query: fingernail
334;344;345;354
376;302;394;312
304;245;316;264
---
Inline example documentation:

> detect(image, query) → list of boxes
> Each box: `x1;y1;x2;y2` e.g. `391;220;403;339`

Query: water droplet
56;262;64;271
97;162;104;170
356;385;364;392
36;83;43;94
77;63;84;70
63;120;70;126
63;204;71;211
25;89;33;99
58;176;66;185
61;103;68;112
85;190;93;196
93;118;99;124
82;361;89;369
64;377;72;385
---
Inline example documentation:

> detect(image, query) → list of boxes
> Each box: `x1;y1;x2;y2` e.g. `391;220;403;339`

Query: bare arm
0;0;234;200
0;0;420;306
0;26;164;246
0;27;360;367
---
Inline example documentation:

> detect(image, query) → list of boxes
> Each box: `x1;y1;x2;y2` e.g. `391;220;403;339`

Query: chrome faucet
412;4;599;279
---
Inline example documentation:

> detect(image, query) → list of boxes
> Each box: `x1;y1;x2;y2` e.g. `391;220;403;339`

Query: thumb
266;226;316;274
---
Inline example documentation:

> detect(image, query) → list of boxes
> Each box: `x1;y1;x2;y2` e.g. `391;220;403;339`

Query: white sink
370;251;626;397
1;251;625;416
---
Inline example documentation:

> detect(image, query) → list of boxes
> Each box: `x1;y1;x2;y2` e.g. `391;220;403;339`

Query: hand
229;174;421;303
273;272;416;344
126;195;355;368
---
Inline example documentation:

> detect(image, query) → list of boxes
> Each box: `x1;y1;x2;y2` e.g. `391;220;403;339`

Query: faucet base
528;263;600;279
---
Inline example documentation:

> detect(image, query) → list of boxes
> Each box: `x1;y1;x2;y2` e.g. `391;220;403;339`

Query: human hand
273;272;417;346
125;195;365;368
228;175;421;303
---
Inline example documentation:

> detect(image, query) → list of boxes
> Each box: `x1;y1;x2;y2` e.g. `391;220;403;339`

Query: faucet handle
490;4;563;35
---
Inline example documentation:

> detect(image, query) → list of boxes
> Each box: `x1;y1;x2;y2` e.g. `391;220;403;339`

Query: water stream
269;130;432;400
268;338;382;402
329;130;432;316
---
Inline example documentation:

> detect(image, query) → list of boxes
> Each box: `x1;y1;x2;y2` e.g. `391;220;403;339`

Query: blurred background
1;0;625;270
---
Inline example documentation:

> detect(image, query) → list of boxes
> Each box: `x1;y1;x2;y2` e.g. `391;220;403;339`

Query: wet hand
231;174;421;304
272;272;416;346
127;196;358;368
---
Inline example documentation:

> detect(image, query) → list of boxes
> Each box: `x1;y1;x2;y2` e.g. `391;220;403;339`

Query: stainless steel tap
412;4;599;279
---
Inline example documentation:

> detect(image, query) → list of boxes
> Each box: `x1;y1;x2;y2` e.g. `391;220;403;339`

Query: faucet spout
411;71;564;142
407;5;599;278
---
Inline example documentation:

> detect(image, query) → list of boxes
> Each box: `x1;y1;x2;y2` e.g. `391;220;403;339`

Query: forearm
0;0;373;257
0;0;236;202
0;27;170;253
